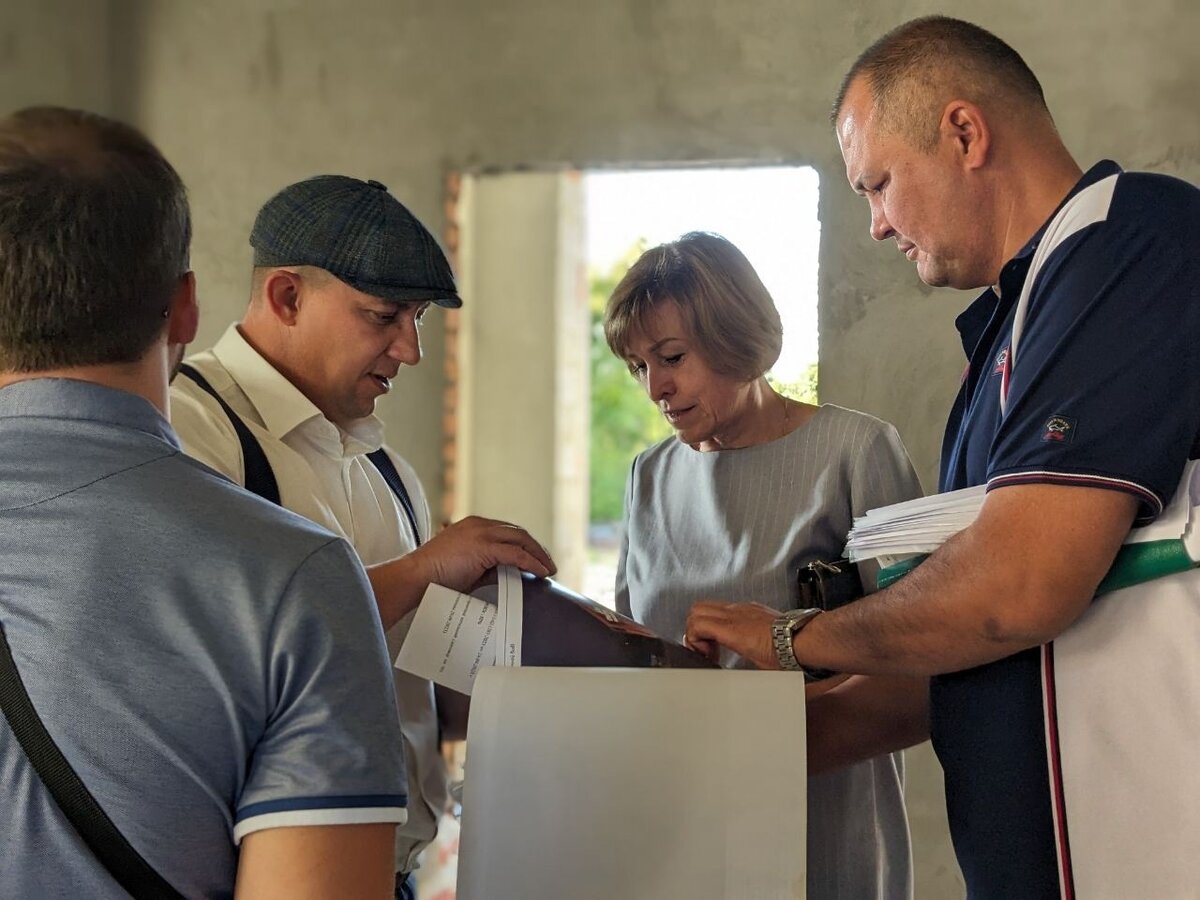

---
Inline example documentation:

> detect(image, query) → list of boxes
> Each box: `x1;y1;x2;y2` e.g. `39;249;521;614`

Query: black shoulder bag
796;558;864;611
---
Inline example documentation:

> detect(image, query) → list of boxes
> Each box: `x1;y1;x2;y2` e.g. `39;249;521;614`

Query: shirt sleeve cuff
986;469;1163;523
233;795;409;844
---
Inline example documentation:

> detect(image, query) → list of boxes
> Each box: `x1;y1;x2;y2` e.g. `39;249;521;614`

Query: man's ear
166;271;199;346
261;269;304;325
940;100;991;171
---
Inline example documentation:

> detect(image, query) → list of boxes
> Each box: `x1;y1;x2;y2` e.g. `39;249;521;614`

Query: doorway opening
427;162;821;898
445;164;821;604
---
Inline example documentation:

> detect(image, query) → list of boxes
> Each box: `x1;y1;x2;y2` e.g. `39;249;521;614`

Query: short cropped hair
832;16;1050;149
0;106;191;371
248;264;333;301
604;232;782;382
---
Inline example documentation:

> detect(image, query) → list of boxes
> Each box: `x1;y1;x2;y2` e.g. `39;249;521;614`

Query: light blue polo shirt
0;378;407;898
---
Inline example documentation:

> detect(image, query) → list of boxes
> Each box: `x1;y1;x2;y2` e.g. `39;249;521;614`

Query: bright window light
585;166;820;382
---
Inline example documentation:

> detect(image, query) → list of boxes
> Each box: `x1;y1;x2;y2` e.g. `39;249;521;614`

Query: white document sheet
394;583;498;695
495;565;523;667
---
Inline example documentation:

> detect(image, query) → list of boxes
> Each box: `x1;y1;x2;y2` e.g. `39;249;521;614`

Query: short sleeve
849;421;924;518
988;176;1200;521
613;457;638;619
848;421;923;591
233;538;408;841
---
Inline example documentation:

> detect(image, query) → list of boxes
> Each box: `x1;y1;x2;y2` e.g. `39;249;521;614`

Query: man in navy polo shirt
686;15;1200;899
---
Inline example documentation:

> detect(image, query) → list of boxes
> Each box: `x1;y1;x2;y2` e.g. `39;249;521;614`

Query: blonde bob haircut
603;231;782;382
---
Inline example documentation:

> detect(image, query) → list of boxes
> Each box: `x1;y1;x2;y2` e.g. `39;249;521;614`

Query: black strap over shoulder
176;364;421;543
0;623;185;899
367;449;423;547
177;363;281;505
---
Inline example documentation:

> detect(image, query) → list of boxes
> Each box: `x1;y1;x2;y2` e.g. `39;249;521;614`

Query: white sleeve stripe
233;806;408;844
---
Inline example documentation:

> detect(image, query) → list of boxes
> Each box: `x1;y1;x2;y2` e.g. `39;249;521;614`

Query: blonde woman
606;232;921;900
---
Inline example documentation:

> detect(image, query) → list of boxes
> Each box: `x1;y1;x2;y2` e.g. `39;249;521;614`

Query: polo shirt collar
954;160;1124;356
1010;159;1123;263
209;325;385;456
0;377;180;449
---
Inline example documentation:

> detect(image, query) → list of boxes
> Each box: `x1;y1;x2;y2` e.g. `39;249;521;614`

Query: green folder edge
876;539;1196;595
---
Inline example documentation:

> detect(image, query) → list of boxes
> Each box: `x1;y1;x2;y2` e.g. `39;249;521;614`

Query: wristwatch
771;608;836;681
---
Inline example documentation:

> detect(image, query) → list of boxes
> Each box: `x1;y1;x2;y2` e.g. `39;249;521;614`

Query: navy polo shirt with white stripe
935;161;1200;898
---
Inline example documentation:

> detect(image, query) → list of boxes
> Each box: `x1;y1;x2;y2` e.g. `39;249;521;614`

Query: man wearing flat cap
171;175;555;899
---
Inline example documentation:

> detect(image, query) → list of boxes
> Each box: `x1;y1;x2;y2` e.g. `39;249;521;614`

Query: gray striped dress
616;403;922;900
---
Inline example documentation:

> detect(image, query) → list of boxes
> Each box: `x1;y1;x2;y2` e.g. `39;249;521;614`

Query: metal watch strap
771;608;820;671
771;608;836;681
773;622;802;671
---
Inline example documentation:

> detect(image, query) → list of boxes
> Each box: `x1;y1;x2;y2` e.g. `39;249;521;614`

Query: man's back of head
0;106;191;373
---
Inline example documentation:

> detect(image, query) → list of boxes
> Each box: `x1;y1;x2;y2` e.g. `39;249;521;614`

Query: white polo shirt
170;324;446;874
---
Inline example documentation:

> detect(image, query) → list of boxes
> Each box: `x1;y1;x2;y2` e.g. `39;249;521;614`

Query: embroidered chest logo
992;347;1009;376
1042;415;1076;443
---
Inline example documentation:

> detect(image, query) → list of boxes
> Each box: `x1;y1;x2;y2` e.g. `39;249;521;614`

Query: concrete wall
102;0;1199;498
4;1;1197;896
4;0;1196;512
0;2;113;115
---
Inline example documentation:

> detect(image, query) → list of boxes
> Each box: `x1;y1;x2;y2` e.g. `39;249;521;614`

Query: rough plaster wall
7;1;1193;896
0;1;112;114
109;0;1199;498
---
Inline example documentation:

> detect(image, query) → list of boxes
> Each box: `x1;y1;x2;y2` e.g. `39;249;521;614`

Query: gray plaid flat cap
249;175;462;307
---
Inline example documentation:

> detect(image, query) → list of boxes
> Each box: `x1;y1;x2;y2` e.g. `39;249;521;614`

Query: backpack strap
0;622;185;900
176;364;281;505
367;449;423;547
177;364;422;542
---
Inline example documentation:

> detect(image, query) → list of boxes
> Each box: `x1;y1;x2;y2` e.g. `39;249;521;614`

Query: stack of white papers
845;461;1200;564
844;484;985;563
